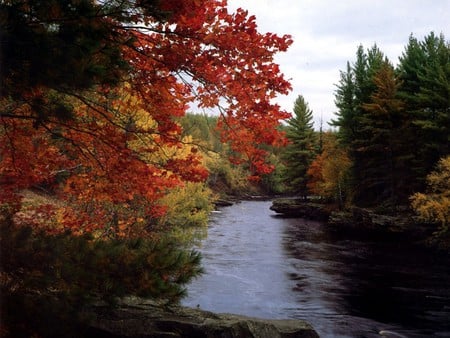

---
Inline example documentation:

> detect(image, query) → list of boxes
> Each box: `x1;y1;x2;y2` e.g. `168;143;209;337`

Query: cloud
227;0;450;128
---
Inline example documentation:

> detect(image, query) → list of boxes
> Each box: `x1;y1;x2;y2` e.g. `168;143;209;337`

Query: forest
279;33;449;250
0;0;448;336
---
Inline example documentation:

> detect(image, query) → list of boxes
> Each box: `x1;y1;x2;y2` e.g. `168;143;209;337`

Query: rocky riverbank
85;297;319;338
270;198;330;221
270;198;432;241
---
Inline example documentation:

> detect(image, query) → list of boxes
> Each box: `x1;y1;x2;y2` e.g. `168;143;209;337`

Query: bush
410;156;450;249
0;217;203;336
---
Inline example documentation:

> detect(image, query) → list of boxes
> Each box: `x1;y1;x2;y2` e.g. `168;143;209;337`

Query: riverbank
85;297;319;338
270;198;438;247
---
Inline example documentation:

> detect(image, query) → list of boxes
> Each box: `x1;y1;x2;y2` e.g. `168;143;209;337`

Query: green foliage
179;113;258;197
331;35;449;209
282;95;317;198
206;152;253;195
1;0;130;122
0;218;203;336
358;61;413;206
178;113;289;196
332;61;356;146
411;156;450;249
179;114;223;153
398;32;450;188
332;44;388;206
260;153;288;194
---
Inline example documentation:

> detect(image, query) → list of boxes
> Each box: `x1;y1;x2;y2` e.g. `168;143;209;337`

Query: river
182;200;450;338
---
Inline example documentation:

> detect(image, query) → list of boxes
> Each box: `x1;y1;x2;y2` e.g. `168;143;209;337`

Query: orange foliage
307;133;351;203
307;153;326;196
1;0;292;236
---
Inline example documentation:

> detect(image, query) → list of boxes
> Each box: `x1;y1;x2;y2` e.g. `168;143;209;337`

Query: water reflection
282;215;450;337
183;200;450;338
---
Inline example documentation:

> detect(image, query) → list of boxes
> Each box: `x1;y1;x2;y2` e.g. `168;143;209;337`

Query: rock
214;199;234;207
85;297;319;338
327;207;425;238
327;211;353;227
270;198;330;221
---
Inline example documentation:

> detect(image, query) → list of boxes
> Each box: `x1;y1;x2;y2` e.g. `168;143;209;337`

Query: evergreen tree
0;218;203;337
398;32;450;188
360;61;412;206
0;0;133;123
332;61;356;146
282;95;316;198
332;44;387;205
331;33;448;208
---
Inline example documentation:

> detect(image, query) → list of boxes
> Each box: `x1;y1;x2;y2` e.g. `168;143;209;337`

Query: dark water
182;200;450;338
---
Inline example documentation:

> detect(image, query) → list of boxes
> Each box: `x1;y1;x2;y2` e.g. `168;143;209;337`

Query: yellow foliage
320;146;352;198
205;151;250;195
307;132;352;205
410;156;450;244
111;86;204;174
158;182;215;230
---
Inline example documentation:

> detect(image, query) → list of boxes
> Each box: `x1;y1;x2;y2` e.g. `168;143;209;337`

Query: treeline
332;32;449;207
278;32;449;247
153;32;449;246
178;114;274;196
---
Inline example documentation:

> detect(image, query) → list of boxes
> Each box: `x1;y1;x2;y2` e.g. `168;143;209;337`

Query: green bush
0;217;203;336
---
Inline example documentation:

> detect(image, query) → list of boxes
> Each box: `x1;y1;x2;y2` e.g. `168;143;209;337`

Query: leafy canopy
0;0;293;235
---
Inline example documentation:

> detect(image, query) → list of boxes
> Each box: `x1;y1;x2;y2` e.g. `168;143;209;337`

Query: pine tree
332;61;356;146
360;61;412;206
332;44;387;205
282;95;316;198
398;32;450;190
1;217;203;336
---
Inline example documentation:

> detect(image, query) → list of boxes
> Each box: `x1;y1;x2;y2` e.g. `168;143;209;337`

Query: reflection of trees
281;217;450;332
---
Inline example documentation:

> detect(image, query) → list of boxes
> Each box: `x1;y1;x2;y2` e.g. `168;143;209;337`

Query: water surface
182;200;450;337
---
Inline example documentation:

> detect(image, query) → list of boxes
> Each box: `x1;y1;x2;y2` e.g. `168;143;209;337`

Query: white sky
227;0;450;129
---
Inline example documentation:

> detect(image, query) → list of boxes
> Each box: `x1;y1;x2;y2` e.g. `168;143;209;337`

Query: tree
1;0;293;235
332;61;356;146
331;44;388;206
282;95;316;198
398;32;450;189
1;2;294;334
0;217;204;336
359;61;413;206
307;132;351;207
411;156;450;249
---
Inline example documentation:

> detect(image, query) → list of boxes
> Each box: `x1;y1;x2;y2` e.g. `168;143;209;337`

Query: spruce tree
282;95;316;198
398;32;450;190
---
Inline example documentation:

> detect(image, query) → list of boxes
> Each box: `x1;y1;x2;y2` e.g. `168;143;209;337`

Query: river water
182;200;450;338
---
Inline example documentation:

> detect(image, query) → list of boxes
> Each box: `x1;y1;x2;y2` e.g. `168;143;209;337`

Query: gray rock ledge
86;297;319;338
270;198;330;221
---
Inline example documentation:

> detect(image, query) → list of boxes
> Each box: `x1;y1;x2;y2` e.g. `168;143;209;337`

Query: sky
227;0;450;128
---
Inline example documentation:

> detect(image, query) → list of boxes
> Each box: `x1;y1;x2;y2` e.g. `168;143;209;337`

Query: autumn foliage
411;156;450;247
0;0;292;236
306;132;351;206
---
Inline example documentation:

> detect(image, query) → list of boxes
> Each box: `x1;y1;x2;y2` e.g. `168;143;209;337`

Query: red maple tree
1;0;292;235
